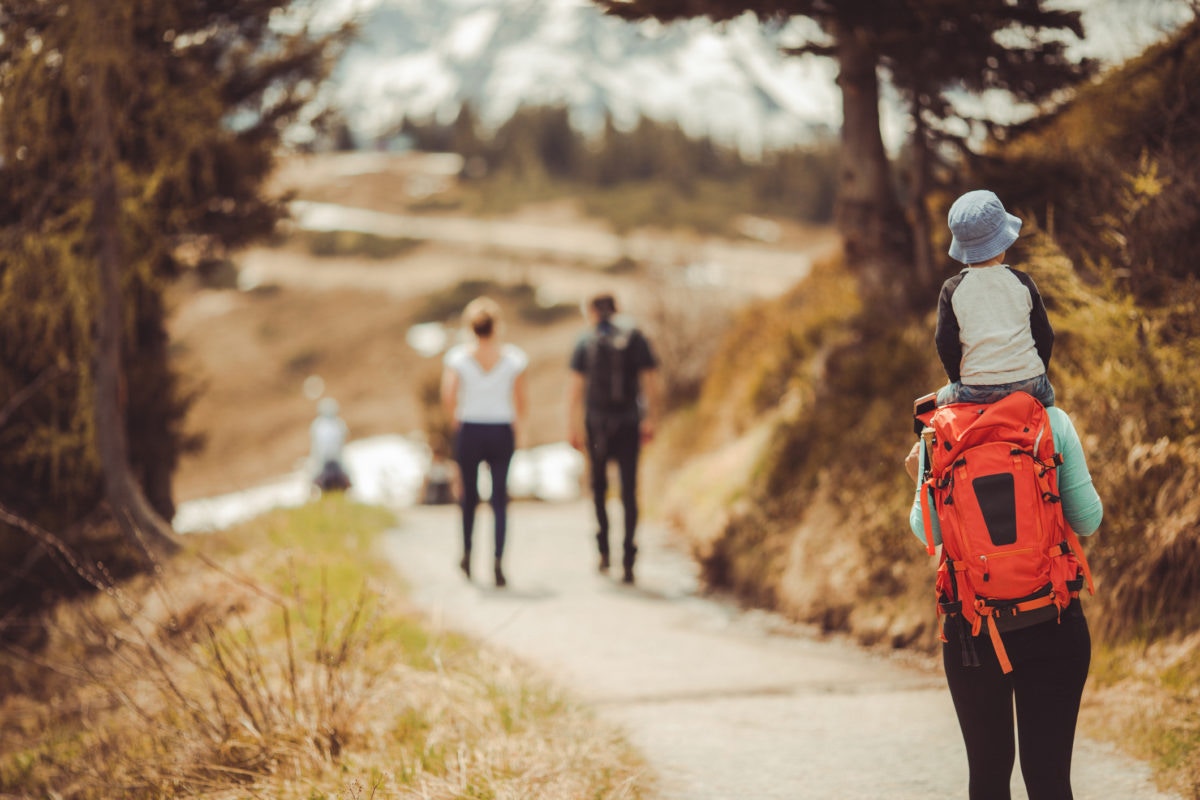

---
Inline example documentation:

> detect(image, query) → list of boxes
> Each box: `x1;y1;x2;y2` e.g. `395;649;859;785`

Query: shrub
301;230;423;260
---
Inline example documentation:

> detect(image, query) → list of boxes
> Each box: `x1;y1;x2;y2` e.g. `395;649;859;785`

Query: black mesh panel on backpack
586;327;634;417
973;473;1018;546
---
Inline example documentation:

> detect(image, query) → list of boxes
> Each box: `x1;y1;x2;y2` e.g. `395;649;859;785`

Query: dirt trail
383;499;1178;800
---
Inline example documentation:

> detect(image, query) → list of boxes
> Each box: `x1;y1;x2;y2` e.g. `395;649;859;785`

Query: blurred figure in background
566;293;660;584
441;297;528;588
310;397;351;492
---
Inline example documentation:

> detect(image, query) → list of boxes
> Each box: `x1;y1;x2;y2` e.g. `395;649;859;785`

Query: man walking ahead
566;294;660;584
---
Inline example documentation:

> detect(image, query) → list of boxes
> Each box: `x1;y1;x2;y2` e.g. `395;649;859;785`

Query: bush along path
384;499;1181;800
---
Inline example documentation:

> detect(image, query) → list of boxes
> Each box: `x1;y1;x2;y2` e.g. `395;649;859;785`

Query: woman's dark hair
463;296;501;339
472;317;494;337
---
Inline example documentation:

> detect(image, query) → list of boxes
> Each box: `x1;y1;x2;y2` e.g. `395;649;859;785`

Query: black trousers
942;602;1091;800
585;416;640;566
454;422;515;561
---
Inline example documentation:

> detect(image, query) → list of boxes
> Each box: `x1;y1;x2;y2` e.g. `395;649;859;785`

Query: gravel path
382;499;1180;800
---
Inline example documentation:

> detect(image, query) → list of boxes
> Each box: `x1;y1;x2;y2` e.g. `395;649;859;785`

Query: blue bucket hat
947;190;1022;264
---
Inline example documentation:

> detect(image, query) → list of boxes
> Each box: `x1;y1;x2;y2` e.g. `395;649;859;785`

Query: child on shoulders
935;189;1056;408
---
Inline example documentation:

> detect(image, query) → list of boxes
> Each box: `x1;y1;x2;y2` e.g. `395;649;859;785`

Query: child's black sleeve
934;279;963;382
1018;272;1055;368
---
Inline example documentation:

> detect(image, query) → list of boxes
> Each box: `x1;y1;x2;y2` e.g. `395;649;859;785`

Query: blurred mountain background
310;0;1190;153
322;0;840;155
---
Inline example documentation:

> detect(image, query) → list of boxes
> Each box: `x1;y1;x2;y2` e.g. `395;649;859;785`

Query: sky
1062;0;1195;63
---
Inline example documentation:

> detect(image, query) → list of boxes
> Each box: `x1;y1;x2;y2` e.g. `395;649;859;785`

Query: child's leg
936;382;963;406
955;378;1053;406
985;375;1055;407
954;383;1010;404
1028;374;1055;407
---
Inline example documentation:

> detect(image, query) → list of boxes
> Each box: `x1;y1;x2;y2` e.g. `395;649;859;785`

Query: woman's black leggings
942;602;1091;800
454;422;515;561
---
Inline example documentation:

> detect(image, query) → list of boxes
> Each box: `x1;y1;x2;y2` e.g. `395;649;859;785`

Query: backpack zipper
979;548;1033;582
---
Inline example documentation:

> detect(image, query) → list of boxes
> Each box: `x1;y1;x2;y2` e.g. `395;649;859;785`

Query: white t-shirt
444;342;528;424
310;415;347;466
951;265;1045;384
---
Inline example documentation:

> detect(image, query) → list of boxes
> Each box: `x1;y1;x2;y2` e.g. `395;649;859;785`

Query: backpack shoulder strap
584;327;601;366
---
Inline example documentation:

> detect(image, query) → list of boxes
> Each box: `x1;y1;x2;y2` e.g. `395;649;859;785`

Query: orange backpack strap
973;592;1058;675
1065;526;1096;595
980;609;1015;674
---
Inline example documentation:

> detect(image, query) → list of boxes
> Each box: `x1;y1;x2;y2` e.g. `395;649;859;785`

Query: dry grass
1085;635;1200;799
0;497;650;799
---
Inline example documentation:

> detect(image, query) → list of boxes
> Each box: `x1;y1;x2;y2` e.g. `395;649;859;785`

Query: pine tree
592;0;1094;312
0;2;344;564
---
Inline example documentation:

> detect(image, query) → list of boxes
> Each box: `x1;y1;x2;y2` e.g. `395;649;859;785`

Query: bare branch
0;364;69;430
0;501;109;594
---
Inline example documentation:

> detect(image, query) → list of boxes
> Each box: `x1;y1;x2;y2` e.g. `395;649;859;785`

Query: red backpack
915;391;1094;673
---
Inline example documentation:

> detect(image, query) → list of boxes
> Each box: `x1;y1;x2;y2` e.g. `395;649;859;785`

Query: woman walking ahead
441;297;528;587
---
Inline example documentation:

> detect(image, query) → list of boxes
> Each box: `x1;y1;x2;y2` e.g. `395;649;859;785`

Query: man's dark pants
585;416;640;569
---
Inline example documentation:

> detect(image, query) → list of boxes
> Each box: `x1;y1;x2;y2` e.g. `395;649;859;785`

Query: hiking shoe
598;552;611;572
494;564;507;588
459;555;471;579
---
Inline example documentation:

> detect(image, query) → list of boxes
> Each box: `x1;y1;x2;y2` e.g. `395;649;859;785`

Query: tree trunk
832;23;913;319
86;51;181;556
908;96;936;302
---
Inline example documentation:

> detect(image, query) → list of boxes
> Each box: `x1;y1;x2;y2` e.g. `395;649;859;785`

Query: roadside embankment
645;243;1200;797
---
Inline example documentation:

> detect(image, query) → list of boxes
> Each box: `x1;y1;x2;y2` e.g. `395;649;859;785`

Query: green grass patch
298;229;423;259
578;179;753;235
414;277;577;326
453;172;820;237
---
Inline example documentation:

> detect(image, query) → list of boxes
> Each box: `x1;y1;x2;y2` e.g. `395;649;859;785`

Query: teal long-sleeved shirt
909;405;1104;546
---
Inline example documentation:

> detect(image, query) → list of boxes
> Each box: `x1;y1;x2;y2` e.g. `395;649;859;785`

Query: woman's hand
905;441;922;483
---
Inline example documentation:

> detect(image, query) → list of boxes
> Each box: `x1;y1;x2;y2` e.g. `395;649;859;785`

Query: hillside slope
649;230;1200;794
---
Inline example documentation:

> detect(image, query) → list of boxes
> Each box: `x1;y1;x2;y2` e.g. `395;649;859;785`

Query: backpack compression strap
1028;429;1096;596
973;591;1060;675
919;479;937;556
981;609;1014;674
1064;526;1096;595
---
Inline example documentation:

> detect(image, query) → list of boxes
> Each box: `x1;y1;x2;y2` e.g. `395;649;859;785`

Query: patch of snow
406;322;450;358
174;436;585;533
444;9;501;62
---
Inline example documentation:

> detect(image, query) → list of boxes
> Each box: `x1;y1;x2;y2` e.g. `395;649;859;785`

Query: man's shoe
598;552;611;572
459;555;471;579
494;564;507;588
